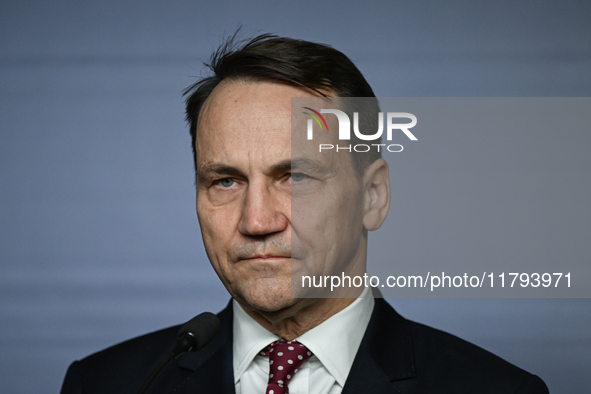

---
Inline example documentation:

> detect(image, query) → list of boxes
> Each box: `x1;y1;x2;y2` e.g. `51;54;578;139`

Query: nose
237;180;289;237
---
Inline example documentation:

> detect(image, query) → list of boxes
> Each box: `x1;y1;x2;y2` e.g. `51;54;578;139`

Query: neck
239;296;360;341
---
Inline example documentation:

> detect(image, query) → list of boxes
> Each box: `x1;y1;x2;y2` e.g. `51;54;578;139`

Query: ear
362;159;391;231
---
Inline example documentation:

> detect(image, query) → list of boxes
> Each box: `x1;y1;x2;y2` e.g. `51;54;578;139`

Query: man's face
195;80;368;314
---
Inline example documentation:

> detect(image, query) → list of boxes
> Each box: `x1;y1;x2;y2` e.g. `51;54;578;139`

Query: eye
218;178;235;188
289;173;308;182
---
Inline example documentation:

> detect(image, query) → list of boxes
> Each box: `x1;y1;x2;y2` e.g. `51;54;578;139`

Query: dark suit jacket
61;298;549;393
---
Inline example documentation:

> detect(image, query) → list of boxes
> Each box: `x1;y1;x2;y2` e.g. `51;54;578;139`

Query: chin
238;279;296;313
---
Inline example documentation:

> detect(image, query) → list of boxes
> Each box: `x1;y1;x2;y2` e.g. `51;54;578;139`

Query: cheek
197;200;240;258
308;189;364;254
197;208;239;287
291;202;343;261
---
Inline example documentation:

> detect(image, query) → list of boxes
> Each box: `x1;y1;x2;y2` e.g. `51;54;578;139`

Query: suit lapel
342;298;416;394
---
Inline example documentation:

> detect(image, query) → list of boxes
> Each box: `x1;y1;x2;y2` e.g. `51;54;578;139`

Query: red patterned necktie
260;340;313;394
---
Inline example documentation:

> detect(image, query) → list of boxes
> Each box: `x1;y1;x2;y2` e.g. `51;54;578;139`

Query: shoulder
61;303;234;394
61;325;181;394
80;324;180;370
370;298;549;393
407;319;547;392
61;304;232;394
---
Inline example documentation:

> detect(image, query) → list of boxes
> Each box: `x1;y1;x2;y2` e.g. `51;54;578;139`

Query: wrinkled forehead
195;80;351;174
202;80;285;118
196;80;340;138
195;82;288;171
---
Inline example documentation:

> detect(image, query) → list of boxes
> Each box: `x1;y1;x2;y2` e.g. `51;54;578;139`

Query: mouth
231;242;292;264
238;254;291;263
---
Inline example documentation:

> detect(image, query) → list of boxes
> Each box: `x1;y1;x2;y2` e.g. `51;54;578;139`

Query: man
61;34;549;393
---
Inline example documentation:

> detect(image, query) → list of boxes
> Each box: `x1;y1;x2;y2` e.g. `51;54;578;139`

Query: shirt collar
233;300;280;384
232;286;374;387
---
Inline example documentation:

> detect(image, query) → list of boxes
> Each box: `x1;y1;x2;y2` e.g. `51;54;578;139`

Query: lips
230;241;292;263
238;254;290;261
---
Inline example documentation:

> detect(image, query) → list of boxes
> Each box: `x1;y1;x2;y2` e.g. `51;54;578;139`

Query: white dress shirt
233;287;374;394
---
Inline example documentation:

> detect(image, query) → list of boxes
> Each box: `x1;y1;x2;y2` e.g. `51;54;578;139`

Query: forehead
198;80;297;129
196;81;326;167
194;80;358;182
196;81;290;169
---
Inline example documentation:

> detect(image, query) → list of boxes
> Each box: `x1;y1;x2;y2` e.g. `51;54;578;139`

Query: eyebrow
268;159;292;173
198;157;329;183
284;157;332;174
197;164;244;184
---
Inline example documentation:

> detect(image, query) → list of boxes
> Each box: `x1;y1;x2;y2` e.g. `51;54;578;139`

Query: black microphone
137;312;221;394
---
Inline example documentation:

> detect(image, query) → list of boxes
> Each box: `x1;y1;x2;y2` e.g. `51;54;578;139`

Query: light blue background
1;1;590;393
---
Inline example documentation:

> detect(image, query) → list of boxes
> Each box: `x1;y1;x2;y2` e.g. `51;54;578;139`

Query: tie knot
261;340;313;394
